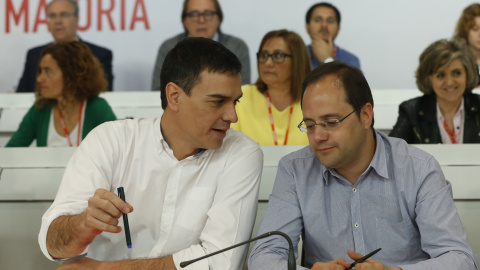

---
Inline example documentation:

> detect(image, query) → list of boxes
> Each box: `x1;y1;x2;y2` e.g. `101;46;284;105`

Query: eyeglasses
185;10;218;21
257;52;292;64
298;110;356;133
47;12;75;21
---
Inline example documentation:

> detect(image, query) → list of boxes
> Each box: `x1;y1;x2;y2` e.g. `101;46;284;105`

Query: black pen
117;187;132;249
346;248;381;270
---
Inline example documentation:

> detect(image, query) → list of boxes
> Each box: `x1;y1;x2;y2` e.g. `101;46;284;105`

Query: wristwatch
324;57;334;63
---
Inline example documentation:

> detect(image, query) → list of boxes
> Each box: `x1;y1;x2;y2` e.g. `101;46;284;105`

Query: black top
389;93;480;143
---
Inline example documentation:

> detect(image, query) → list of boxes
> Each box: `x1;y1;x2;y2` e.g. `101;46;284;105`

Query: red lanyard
58;101;85;147
333;46;337;57
442;119;457;144
266;92;294;145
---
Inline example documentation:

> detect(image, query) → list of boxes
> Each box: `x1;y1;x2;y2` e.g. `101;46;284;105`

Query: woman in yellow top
232;29;311;145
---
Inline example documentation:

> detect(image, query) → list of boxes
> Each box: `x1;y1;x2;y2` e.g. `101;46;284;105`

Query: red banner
5;0;150;33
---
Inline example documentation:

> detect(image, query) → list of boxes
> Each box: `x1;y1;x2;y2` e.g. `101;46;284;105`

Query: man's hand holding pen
310;248;402;270
84;188;133;237
46;188;134;260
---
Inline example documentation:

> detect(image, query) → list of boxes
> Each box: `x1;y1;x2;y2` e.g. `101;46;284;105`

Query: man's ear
165;82;183;112
361;103;373;129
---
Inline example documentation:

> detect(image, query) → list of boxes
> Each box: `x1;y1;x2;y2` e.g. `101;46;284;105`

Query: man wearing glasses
305;2;360;69
151;0;250;90
249;62;478;269
16;0;113;92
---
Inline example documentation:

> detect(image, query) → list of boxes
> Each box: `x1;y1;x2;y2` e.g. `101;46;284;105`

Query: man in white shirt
39;37;263;269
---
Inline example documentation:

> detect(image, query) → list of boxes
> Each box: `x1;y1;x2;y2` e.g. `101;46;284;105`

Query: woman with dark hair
6;41;116;147
232;29;311;145
390;39;480;144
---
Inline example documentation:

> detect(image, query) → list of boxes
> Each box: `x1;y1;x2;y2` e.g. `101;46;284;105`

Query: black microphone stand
180;230;296;270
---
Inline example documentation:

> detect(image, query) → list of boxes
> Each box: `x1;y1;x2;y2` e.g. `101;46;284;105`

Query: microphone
180;231;296;270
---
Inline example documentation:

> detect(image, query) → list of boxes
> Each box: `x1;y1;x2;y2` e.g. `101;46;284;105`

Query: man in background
305;2;360;69
151;0;250;90
17;0;113;92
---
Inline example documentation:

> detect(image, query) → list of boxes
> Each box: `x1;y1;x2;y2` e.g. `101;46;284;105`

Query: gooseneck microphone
180;231;296;270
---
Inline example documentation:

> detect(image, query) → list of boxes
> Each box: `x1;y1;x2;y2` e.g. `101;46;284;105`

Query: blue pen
117;187;132;249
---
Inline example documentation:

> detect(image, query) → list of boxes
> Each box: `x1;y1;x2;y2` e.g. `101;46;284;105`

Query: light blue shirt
308;44;361;70
249;130;478;270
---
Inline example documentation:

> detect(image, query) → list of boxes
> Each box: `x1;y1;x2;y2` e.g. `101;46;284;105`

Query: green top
6;97;116;147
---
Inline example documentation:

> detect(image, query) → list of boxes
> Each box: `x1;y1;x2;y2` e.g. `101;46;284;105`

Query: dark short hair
35;41;107;108
181;0;223;33
305;2;341;25
301;61;374;127
160;37;241;110
47;0;79;16
416;39;478;95
255;29;311;102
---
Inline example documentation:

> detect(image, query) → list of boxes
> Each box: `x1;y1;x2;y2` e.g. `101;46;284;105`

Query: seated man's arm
170;141;263;269
397;156;479;270
57;256;176;269
46;189;133;259
38;123;128;260
310;35;334;64
60;138;263;270
248;157;308;270
47;214;92;259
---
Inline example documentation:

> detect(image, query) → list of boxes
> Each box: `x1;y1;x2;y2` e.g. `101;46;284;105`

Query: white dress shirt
39;117;263;269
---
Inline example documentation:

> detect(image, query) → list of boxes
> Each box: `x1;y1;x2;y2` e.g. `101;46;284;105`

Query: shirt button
352;188;357;193
354;222;359;228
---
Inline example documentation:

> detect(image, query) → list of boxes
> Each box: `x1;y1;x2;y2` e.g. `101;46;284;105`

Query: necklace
58;101;85;147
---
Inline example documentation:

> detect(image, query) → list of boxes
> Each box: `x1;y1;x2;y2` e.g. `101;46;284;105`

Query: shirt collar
156;117;208;160
368;130;390;179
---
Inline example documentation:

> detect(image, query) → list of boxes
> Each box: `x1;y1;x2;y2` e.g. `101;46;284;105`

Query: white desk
0;147;74;270
0;89;420;146
0;147;75;200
